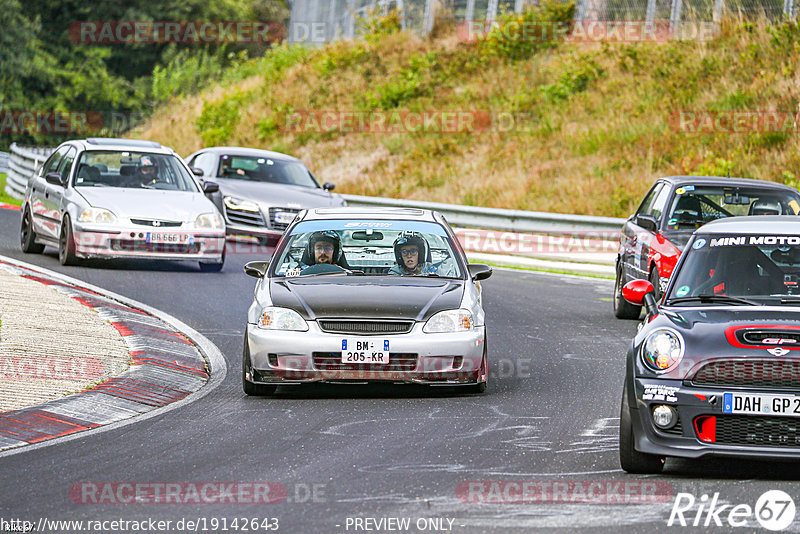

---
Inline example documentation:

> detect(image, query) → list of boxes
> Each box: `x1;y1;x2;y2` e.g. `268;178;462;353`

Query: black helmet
305;230;341;264
393;231;427;268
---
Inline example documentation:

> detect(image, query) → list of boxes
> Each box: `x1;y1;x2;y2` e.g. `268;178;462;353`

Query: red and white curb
0;203;20;211
0;256;226;456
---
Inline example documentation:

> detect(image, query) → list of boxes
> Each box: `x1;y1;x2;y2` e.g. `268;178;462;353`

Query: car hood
638;306;800;378
215;178;344;208
269;276;465;321
76;188;216;222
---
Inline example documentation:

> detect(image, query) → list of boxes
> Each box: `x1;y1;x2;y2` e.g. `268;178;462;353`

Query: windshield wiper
666;295;759;306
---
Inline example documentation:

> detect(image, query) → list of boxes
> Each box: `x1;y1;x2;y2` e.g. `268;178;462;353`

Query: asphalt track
1;206;800;533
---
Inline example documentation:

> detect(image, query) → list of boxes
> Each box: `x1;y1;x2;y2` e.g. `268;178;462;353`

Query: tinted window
637;183;663;215
193;152;217;176
58;147;76;184
42;146;68;176
649;183;672;220
74;151;200;192
217;155;317;188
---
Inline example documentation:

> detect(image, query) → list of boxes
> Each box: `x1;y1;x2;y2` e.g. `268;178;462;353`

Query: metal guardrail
5;144;54;200
341;194;625;233
3;144;619;273
0;152;9;173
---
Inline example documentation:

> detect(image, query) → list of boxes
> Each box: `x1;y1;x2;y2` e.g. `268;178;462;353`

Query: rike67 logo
668;490;795;531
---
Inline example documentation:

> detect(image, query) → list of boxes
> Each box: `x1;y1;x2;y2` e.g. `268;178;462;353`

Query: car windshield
664;186;800;231
217;155;317;188
273;220;463;278
74;151;199;192
666;233;800;303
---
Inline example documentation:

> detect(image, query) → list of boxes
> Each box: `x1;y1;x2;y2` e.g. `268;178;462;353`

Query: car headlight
641;328;684;372
224;196;260;213
195;212;223;229
78;207;117;224
257;307;308;331
423;309;474;333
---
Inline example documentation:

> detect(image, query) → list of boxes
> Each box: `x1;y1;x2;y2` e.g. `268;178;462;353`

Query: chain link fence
287;0;797;43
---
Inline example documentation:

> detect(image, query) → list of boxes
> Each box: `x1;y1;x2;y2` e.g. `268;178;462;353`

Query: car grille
318;320;414;335
130;219;182;228
312;352;418;371
225;206;266;227
689;360;800;390
109;240;200;254
738;329;800;346
714;415;800;447
269;207;300;231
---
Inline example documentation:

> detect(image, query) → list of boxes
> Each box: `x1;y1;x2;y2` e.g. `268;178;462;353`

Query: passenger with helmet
389;232;437;275
134;155;159;186
749;198;783;216
299;230;349;269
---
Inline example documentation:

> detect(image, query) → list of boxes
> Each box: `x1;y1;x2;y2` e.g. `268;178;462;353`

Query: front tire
20;208;45;254
242;337;277;396
59;215;78;266
619;377;665;474
614;261;641;319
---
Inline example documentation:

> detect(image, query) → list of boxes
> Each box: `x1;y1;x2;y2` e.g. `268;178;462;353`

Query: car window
664;187;800;231
217;155;317;188
74;150;200;192
272;220;463;278
193;152;217;177
41;146;68;176
668;233;800;300
648;183;672;220
636;183;663;215
58;147;76;184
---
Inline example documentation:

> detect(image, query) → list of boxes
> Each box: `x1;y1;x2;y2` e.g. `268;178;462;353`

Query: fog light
652;405;677;429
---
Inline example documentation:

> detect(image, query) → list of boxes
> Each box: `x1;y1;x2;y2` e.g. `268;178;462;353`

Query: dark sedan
241;207;492;395
185;146;347;243
619;217;800;473
614;176;800;319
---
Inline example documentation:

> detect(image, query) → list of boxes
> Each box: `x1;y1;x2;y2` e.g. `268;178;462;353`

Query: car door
635;183;672;281
30;146;67;237
38;147;76;240
621;182;663;282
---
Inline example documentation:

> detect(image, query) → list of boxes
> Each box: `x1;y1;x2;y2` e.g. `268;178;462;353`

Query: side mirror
244;260;270;278
623;279;658;315
468;263;493;281
635;214;658;233
323;182;335;191
191;167;204;177
46;172;65;187
202;181;220;194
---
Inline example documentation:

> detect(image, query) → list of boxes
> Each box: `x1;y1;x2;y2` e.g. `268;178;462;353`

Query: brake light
694;415;716;443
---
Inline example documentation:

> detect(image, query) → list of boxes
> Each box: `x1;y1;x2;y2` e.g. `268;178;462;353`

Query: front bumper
246;322;486;385
225;222;282;241
631;377;800;460
73;223;225;261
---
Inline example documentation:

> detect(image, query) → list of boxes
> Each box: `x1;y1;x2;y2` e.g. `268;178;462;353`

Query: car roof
67;138;176;155
657;175;797;191
301;207;440;222
698;216;800;234
194;146;300;162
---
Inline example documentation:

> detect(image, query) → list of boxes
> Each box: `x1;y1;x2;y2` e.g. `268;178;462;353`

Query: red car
613;176;800;319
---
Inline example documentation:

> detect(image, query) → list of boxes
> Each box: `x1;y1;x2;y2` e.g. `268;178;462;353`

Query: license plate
274;211;296;225
722;392;800;417
146;232;191;244
341;338;389;364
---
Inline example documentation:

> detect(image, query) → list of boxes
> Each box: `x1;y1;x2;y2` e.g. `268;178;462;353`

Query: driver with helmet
300;230;348;270
389;232;437;275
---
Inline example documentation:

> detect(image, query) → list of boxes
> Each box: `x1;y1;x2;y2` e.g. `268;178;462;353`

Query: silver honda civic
20;138;226;271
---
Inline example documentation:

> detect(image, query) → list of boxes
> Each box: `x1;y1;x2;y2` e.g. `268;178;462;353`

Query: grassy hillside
134;8;800;217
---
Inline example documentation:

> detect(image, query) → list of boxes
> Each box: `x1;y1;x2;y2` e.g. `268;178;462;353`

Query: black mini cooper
620;216;800;473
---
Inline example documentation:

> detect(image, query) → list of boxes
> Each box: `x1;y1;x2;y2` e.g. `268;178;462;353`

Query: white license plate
146;232;191;244
274;211;296;225
722;392;800;417
341;338;389;364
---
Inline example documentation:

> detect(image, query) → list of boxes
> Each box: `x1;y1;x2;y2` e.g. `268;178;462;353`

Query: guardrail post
422;0;435;34
514;0;525;13
645;0;656;22
465;0;475;23
486;0;499;24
